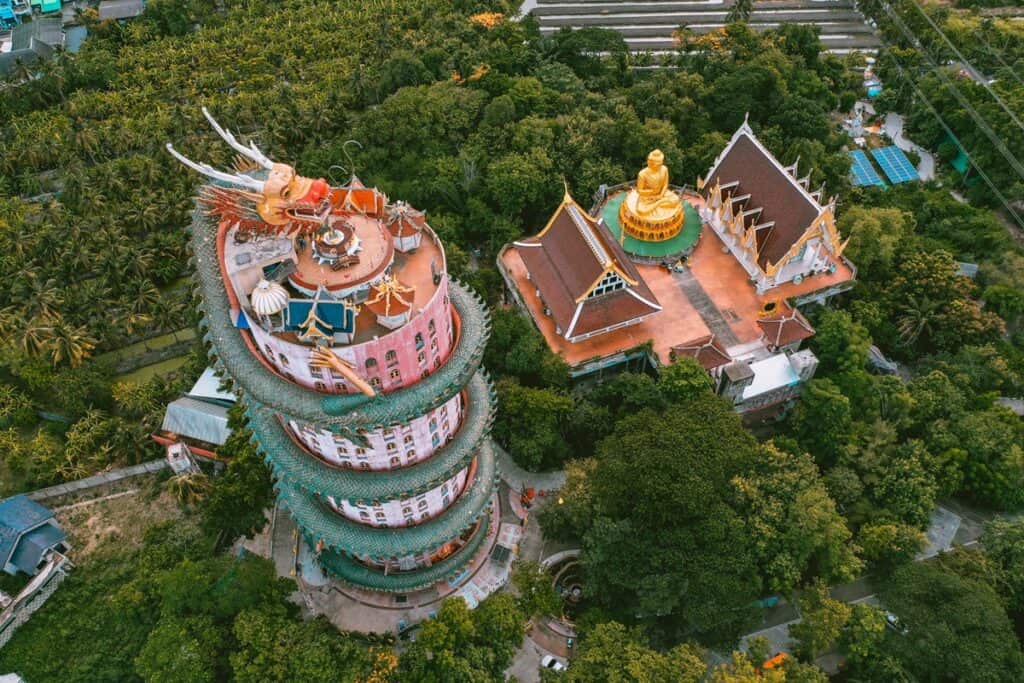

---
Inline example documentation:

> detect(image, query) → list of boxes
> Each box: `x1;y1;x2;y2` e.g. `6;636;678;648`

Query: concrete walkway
493;440;566;494
27;459;168;502
883;112;936;181
673;267;740;347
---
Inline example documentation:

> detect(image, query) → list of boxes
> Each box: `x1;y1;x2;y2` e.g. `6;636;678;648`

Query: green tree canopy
580;395;763;645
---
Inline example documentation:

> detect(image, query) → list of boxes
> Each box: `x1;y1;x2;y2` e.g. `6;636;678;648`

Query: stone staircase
527;0;882;54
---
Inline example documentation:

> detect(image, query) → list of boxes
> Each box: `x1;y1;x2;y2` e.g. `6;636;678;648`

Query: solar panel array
849;150;886;187
871;146;919;184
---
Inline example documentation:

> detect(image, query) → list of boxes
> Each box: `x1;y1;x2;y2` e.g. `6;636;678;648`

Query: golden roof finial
365;275;416;317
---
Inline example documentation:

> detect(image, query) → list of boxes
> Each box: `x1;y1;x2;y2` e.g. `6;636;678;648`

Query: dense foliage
0;521;386;682
1;0;1023;677
541;382;860;647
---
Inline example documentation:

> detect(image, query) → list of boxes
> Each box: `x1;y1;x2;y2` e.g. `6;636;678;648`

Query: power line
883;50;1024;230
970;20;1024;91
900;0;1024;135
880;2;1024;186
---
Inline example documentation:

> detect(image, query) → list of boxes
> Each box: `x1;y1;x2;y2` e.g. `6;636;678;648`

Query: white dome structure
250;279;289;316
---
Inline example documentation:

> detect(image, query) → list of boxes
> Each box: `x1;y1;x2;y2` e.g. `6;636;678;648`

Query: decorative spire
365;275;416;317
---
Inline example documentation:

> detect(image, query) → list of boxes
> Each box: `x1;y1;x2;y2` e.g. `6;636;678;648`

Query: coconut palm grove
0;0;1023;681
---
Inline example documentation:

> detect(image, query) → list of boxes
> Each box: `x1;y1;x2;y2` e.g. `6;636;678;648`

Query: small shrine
311;219;361;271
364;275;416;330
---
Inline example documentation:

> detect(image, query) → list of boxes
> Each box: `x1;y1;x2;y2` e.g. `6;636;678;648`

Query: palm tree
21;315;55;358
48;319;98;367
897;295;941;347
166;471;212;506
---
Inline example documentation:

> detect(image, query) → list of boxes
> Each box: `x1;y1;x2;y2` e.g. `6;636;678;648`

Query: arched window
415;333;424;350
418;499;429;510
365;357;377;369
406;450;416;459
386;442;397;451
278;353;290;367
429;419;437;432
428;319;436;336
389;368;401;380
385;350;398;365
403;434;414;444
390;456;400;466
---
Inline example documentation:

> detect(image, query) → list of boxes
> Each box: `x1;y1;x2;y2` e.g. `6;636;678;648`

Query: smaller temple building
154;367;238;461
499;121;856;418
0;496;67;577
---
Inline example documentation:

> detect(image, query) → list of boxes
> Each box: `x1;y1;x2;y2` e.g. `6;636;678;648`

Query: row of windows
262;316;448;392
588;271;627;298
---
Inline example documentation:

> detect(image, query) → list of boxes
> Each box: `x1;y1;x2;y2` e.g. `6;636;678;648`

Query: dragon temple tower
171;110;499;595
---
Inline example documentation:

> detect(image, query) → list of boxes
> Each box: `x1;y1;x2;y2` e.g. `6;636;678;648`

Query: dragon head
167;108;331;233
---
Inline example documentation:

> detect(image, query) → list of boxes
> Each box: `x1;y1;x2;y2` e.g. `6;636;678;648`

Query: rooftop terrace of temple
225;218;446;347
499;217;853;372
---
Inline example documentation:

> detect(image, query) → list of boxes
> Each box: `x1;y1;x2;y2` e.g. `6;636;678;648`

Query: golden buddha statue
620;149;685;242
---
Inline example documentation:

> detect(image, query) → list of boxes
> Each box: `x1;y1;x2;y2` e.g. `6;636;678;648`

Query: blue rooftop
0;495;57;569
286;300;356;335
9;523;64;574
849;149;885;187
872;146;920;184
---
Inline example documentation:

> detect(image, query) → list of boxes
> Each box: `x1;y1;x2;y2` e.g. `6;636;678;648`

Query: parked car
541;655;567;672
884;610;909;635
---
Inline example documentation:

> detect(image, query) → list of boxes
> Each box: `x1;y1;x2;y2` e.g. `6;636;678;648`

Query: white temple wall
247;277;455;394
327;464;470;527
287;392;463;470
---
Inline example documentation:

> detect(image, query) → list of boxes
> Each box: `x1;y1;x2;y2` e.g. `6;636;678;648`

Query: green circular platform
601;191;701;260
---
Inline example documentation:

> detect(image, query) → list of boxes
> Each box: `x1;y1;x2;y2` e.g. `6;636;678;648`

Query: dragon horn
202;107;274;170
166;143;266;192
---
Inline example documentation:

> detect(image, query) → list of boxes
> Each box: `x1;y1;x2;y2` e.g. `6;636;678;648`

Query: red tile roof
703;126;822;269
364;277;415;317
515;194;660;340
385;201;426;238
670;334;732;370
757;307;815;350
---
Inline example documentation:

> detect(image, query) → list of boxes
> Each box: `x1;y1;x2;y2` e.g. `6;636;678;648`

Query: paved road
725;500;1007;666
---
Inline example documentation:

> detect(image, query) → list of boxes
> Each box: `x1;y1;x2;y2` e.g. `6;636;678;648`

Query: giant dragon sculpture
167;108;333;237
170;109;491;441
